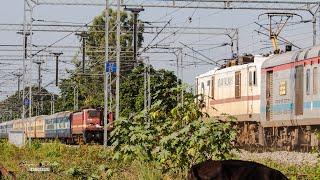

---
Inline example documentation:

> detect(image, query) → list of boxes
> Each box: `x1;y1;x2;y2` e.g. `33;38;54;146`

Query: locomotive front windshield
88;110;99;118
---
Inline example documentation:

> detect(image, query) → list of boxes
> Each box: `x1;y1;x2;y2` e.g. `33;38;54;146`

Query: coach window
249;70;257;86
211;76;215;98
200;82;205;101
313;67;318;95
235;71;241;98
306;69;311;95
253;71;257;85
249;71;252;86
201;82;205;94
279;81;287;96
195;79;198;95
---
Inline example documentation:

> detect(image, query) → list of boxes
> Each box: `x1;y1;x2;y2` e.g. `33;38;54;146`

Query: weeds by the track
1;140;319;179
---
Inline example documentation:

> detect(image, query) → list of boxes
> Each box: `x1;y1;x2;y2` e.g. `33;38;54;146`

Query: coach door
295;65;304;115
266;71;273;121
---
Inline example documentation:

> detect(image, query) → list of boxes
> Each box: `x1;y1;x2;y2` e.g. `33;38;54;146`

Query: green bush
30;140;42;150
110;97;237;173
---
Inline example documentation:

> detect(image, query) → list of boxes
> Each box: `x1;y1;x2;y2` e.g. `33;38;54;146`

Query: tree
0;86;56;121
56;9;144;111
119;64;192;117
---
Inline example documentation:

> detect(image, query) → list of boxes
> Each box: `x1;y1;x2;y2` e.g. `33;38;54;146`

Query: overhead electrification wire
30;19;95;58
140;19;172;53
180;42;222;66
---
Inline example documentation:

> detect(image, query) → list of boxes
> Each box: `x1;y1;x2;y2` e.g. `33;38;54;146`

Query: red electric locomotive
71;109;103;144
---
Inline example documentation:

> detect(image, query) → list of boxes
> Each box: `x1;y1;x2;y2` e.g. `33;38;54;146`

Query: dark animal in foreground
188;160;288;180
0;166;16;180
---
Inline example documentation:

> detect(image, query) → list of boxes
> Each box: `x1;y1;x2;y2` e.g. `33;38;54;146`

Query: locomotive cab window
88;110;98;118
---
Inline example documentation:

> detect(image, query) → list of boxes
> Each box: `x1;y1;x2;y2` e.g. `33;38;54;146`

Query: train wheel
75;135;84;145
79;137;85;145
83;132;88;144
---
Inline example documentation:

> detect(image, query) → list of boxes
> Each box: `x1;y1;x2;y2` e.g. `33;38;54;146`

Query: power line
140;19;172;53
180;42;222;67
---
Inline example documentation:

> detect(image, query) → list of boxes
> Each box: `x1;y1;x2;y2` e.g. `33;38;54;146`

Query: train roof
262;45;320;69
45;111;71;119
0;121;7;126
196;55;268;79
26;117;38;121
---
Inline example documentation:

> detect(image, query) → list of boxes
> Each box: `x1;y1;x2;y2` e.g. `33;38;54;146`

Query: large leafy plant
110;93;237;172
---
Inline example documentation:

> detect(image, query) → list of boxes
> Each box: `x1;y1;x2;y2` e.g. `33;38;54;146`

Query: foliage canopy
110;94;237;172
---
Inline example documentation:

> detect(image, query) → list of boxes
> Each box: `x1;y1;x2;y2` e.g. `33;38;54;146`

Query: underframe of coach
235;119;320;152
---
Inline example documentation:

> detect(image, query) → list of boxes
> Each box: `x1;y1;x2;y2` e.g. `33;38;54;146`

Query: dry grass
1;140;319;180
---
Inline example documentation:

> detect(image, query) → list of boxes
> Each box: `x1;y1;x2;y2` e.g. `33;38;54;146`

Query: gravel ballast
234;150;319;166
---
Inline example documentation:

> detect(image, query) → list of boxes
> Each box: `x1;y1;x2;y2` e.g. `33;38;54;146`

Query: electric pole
176;51;180;103
37;62;41;92
144;58;147;112
124;7;144;63
76;31;88;73
13;72;23;99
33;59;43;116
174;48;184;103
51;52;63;86
104;0;110;147
147;57;151;111
115;0;121;129
50;93;55;115
22;0;36;147
103;0;121;148
143;57;151;121
179;49;184;104
310;6;320;46
33;59;44;92
17;31;30;119
73;85;78;111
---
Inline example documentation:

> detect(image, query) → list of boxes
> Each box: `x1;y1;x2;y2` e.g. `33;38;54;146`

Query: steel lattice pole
115;0;121;124
104;0;109;147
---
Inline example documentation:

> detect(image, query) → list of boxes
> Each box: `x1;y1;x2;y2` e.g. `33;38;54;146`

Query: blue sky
0;0;318;100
